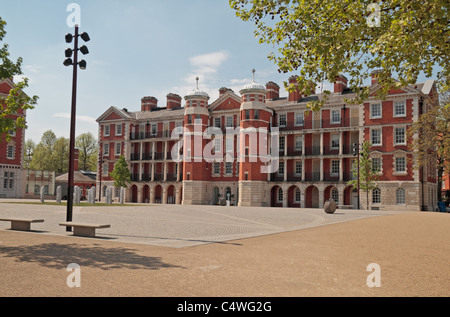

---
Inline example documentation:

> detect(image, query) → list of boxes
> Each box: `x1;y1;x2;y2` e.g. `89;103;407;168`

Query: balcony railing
323;146;339;156
130;153;140;161
130;131;165;140
304;172;320;182
304;146;321;156
286;147;303;156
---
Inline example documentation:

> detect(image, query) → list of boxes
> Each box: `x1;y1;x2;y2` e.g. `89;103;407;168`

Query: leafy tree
0;17;38;140
52;137;69;174
229;0;449;110
23;139;35;168
29;130;57;171
109;156;131;189
75;132;98;171
408;93;450;202
348;140;379;209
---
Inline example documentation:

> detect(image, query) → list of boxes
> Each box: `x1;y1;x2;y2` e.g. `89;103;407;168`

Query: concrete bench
60;222;111;238
0;218;44;231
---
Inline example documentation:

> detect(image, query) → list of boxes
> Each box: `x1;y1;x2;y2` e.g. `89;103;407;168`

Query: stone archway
131;185;138;203
305;185;319;208
271;185;283;207
167;185;175;204
288;185;301;208
143;185;150;203
154;185;162;204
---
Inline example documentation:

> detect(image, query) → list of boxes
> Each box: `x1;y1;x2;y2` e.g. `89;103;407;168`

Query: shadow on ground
0;243;184;271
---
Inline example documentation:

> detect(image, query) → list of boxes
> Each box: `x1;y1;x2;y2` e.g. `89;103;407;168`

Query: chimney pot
334;74;348;93
141;96;158;111
266;81;280;100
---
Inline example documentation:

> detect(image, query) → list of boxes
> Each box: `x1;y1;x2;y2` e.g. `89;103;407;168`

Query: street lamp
352;143;360;210
63;24;90;231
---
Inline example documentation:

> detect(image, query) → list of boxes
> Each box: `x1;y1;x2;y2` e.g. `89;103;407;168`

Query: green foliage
229;0;449;110
347;140;378;209
76;132;98;171
109;156;131;189
408;93;450;201
0;17;38;140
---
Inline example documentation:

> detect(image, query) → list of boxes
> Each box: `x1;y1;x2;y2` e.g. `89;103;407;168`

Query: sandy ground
0;211;448;298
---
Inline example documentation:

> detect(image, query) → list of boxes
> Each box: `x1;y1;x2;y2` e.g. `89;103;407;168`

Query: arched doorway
154;185;162;204
225;187;232;204
344;186;354;208
305;185;319;208
288;185;301;208
143;185;150;203
271;185;283;207
131;185;138;203
212;187;220;205
167;185;175;204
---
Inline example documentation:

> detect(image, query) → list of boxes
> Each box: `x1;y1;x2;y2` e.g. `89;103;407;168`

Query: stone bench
0;218;45;231
60;222;111;238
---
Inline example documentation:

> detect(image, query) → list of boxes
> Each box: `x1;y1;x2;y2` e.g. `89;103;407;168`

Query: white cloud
189;51;230;70
52;112;97;125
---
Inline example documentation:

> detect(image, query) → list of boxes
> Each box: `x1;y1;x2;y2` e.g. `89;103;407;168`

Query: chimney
370;69;383;85
288;75;301;102
334;74;348;93
265;81;280;100
219;87;234;96
141;96;158;111
74;149;79;171
166;93;182;110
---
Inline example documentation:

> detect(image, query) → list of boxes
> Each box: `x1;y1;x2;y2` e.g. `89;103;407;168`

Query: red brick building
0;78;26;198
96;72;438;210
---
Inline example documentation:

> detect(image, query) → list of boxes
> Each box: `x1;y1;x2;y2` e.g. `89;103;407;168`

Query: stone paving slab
0;199;409;248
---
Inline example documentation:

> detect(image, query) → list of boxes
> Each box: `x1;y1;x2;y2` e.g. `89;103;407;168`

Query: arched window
331;188;339;204
102;185;107;197
372;188;381;204
295;187;301;203
277;188;283;202
396;188;405;205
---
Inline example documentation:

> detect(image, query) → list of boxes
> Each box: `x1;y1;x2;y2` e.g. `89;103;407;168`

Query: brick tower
238;70;273;206
182;77;211;205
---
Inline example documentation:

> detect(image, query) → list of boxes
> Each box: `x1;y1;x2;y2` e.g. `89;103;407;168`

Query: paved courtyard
0;199;409;248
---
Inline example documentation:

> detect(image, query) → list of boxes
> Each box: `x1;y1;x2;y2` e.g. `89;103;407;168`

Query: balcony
270;173;285;182
323;172;339;182
130;131;165;140
304;146;321;156
130;153;140;161
166;173;177;181
287;172;302;182
323;146;339;156
304;172;320;182
286;147;302;157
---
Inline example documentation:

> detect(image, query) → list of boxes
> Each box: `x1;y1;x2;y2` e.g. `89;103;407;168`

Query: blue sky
1;1;439;144
2;0;299;143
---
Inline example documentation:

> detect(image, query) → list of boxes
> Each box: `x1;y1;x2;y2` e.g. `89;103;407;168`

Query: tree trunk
437;166;444;202
366;190;369;210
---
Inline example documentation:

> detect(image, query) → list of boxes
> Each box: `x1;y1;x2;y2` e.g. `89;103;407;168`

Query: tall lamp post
352;142;360;210
64;24;90;231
